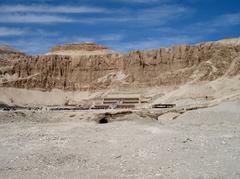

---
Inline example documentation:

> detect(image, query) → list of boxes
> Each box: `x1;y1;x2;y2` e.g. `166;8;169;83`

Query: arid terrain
0;38;240;178
0;101;240;178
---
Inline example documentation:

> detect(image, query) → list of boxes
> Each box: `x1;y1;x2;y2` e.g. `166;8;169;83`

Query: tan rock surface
0;46;26;84
47;42;114;56
0;38;240;91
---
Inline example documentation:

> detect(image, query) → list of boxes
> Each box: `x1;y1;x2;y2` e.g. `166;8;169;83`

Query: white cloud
0;5;106;14
135;5;189;24
0;3;191;25
73;4;191;26
0;14;75;23
0;27;27;36
212;13;240;27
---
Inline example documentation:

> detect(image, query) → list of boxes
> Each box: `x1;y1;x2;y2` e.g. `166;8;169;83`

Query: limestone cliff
0;46;25;83
1;38;240;91
47;42;114;56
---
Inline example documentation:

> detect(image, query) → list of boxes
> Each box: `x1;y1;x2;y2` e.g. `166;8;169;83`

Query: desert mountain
0;38;239;91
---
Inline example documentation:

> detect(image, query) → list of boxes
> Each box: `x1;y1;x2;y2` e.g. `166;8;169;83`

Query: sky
0;0;239;55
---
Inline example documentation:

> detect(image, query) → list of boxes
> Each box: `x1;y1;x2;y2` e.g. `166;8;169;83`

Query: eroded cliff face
1;39;240;91
0;45;25;65
0;46;25;84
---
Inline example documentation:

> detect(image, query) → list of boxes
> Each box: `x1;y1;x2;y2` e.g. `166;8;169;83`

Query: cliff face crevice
1;39;240;91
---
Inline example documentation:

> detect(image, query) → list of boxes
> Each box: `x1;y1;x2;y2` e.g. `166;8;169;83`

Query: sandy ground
0;100;239;179
1;76;239;108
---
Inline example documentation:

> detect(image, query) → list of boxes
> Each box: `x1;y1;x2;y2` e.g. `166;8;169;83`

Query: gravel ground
0;101;240;179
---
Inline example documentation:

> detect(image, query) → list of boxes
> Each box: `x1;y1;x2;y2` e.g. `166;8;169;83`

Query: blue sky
0;0;239;54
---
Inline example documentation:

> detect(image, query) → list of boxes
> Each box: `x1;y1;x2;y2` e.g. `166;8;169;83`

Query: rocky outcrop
1;38;240;91
49;42;109;52
0;46;25;83
47;42;114;56
0;45;25;63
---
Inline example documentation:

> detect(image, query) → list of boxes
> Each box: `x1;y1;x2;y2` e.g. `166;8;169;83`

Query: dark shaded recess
99;117;108;124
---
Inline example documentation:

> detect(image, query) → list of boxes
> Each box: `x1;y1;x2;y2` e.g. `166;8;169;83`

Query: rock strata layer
47;42;113;56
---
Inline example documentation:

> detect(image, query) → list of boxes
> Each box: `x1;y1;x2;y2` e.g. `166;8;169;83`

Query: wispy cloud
182;12;240;35
134;5;189;25
153;12;240;40
0;27;27;36
0;5;107;14
112;0;172;3
72;4;192;26
0;14;75;23
0;3;191;25
212;13;240;27
0;4;108;24
2;1;229;55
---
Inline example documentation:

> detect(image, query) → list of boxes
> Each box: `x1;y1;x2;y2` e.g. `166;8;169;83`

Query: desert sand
0;100;240;178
